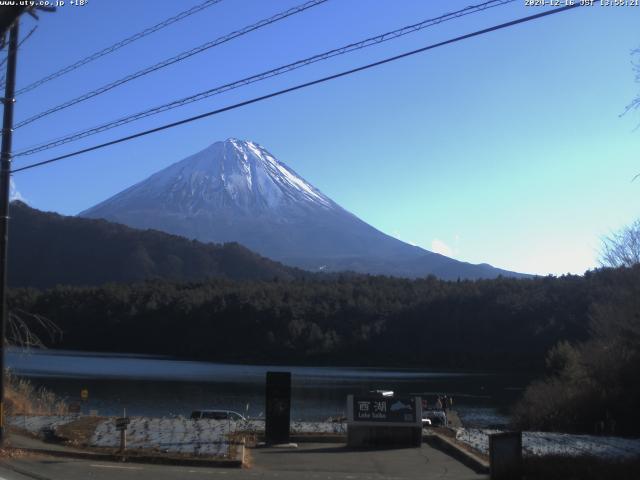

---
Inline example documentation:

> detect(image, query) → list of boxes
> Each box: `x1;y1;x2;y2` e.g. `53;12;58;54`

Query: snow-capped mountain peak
225;138;332;209
90;138;334;216
80;139;528;280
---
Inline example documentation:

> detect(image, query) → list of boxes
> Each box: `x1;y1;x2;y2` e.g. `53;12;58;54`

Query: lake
7;348;533;427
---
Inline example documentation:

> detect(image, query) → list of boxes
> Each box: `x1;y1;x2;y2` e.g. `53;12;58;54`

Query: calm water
7;349;531;427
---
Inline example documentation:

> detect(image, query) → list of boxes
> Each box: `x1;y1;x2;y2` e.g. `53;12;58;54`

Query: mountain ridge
81;138;529;280
8;200;303;289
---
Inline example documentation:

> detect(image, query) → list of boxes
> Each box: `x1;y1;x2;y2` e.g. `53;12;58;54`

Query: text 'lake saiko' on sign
353;397;417;423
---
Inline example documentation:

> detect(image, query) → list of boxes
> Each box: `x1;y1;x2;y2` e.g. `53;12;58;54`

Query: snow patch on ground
9;415;76;434
9;415;345;457
91;417;233;456
90;418;345;456
456;428;640;460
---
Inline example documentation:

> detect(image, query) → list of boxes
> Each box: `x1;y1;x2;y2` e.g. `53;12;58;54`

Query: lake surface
7;349;532;427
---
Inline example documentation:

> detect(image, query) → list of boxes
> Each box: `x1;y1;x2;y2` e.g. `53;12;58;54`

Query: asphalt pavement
0;442;487;480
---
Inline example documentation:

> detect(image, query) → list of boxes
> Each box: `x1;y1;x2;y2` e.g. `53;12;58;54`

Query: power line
14;0;516;158
11;3;581;175
0;24;37;71
3;0;224;94
0;25;37;86
13;0;328;130
17;24;37;47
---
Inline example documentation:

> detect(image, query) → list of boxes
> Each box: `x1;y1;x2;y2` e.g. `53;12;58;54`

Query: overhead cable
13;0;328;129
15;0;515;158
7;0;225;94
11;4;581;174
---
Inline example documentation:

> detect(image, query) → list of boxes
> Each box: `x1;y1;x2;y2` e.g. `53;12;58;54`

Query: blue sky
8;0;640;276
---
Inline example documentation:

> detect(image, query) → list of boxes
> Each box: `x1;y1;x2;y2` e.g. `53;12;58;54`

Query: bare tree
600;219;640;268
623;47;640;117
6;309;61;349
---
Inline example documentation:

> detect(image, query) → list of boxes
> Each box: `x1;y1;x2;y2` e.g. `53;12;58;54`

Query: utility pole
0;18;19;445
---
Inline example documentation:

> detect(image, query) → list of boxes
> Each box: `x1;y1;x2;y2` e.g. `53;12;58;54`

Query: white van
190;410;246;421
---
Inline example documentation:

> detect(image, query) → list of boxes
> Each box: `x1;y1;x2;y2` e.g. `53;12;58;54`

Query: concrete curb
290;434;346;443
423;432;489;474
6;444;244;469
254;434;346;444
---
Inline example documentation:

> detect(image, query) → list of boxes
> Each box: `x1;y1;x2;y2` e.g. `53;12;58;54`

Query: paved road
0;443;487;480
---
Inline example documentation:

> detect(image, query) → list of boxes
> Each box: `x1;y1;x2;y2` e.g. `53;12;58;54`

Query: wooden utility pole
0;17;19;445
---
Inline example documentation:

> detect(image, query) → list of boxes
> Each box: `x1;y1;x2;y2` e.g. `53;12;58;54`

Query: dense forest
8;201;303;288
512;266;640;436
8;265;639;372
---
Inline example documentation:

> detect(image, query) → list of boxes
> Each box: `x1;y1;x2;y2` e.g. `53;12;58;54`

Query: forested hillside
10;265;639;371
513;264;640;435
8;201;302;288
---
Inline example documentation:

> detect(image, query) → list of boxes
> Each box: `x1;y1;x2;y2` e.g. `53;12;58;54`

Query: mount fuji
80;139;527;279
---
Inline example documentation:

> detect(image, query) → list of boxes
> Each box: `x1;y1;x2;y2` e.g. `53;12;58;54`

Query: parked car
422;409;447;427
190;410;246;421
368;389;394;397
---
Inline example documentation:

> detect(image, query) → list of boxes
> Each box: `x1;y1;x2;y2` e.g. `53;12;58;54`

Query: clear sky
7;0;640;276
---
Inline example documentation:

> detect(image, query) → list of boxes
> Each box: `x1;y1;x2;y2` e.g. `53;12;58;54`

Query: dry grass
227;430;251;462
0;446;30;459
234;431;258;448
242;446;254;468
4;371;68;416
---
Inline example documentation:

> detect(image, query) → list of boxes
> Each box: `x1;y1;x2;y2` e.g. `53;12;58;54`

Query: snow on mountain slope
80;139;528;279
92;139;334;215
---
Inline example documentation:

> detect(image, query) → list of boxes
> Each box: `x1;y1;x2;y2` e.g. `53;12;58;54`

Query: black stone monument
265;371;291;445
